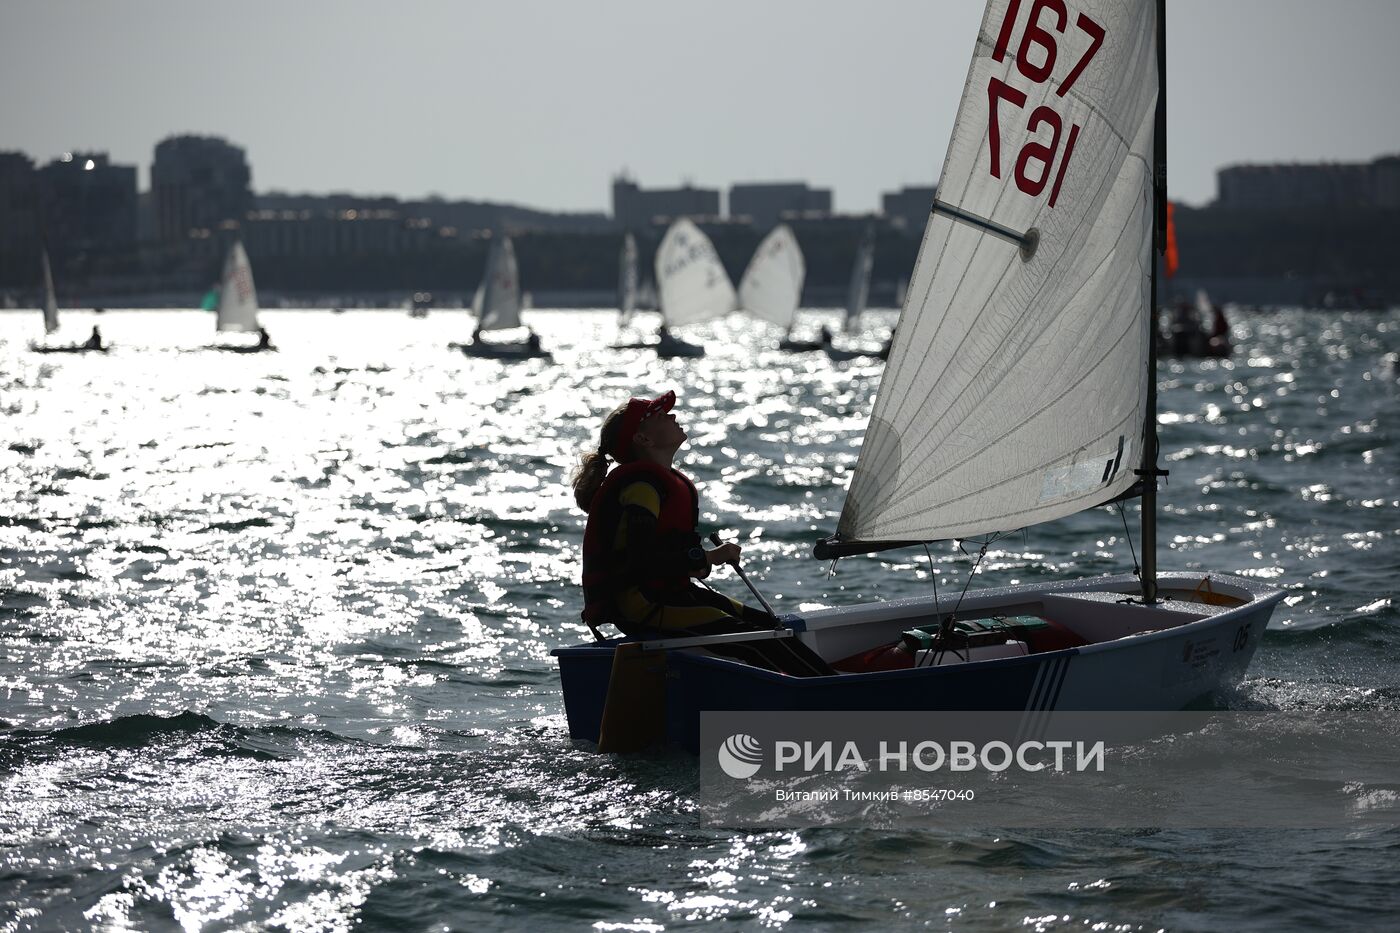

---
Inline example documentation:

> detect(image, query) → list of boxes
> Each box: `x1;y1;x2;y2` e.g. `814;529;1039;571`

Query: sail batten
835;0;1158;545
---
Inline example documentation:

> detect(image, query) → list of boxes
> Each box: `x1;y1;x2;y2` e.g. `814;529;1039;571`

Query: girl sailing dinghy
653;218;735;358
456;235;551;360
736;225;820;351
555;0;1284;753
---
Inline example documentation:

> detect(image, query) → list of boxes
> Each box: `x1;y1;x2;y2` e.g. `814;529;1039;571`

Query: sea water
2;307;1397;930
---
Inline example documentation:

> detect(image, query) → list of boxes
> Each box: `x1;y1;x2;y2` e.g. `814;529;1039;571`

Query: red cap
611;390;676;462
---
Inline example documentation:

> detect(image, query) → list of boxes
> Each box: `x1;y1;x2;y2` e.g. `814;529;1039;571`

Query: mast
1140;0;1167;603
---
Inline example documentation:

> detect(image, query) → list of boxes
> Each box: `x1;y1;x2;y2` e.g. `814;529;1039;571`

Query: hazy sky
3;0;1397;212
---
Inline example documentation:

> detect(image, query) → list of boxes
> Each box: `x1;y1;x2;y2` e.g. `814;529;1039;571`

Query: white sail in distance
844;229;875;333
738;224;805;331
837;0;1157;544
619;232;639;326
40;248;58;334
216;241;260;333
655;218;736;328
477;235;522;331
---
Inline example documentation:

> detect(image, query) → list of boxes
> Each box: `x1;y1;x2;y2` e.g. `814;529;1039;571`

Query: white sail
1194;288;1212;315
476;235;522;332
837;0;1158;544
618;232;639;326
216;241;260;332
655;218;736;328
40;248;58;334
738;224;805;330
844;230;875;333
894;276;909;310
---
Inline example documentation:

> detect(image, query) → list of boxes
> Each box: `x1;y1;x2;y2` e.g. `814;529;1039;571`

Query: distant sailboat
618;232;639;329
843;226;875;333
29;246;105;354
825;226;881;361
41;248;58;335
1196;289;1231;357
654;218;734;358
738;225;824;351
457;235;550;360
611;232;655;350
1159;290;1230;360
213;241;272;352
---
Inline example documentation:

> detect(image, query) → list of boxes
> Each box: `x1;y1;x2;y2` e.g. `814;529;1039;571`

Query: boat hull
452;341;551;361
29;343;108;354
552;572;1283;754
655;340;704;359
210;343;274;353
777;337;825;352
824;342;890;362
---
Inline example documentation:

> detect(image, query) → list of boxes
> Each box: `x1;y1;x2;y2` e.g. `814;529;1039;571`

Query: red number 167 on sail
985;0;1104;207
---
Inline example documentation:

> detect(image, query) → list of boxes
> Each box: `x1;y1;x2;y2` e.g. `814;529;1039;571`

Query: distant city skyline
3;0;1398;212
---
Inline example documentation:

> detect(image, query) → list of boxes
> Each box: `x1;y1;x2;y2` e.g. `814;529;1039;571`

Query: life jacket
580;461;700;632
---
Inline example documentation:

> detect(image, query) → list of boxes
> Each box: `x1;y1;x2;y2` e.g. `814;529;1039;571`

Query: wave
1266;613;1400;643
421;449;485;466
35;710;222;747
202;516;276;533
0;711;363;766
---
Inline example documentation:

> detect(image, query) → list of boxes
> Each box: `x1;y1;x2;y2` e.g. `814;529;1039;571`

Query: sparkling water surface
2;307;1397;931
